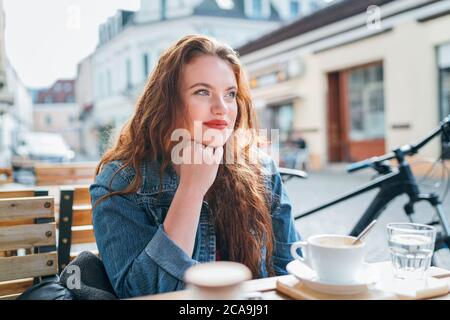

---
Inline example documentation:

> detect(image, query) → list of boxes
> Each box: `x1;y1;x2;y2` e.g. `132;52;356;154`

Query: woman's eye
195;89;209;96
226;91;237;99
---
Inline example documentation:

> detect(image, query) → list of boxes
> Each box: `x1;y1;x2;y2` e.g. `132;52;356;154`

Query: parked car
14;132;75;163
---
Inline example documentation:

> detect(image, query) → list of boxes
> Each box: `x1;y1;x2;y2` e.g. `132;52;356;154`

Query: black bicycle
280;115;450;269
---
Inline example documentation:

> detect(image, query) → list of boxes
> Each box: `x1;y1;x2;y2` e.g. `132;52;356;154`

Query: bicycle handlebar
347;115;450;173
347;157;377;173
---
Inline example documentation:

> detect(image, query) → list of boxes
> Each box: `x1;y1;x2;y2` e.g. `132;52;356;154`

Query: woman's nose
211;96;228;115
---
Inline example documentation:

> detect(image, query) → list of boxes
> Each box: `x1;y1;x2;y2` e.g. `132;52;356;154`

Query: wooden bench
34;162;97;186
0;196;58;300
58;185;97;272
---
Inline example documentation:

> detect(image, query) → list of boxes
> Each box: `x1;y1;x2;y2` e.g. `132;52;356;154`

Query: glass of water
387;223;436;280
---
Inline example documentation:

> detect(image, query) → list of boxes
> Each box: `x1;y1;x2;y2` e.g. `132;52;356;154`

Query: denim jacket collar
138;161;179;196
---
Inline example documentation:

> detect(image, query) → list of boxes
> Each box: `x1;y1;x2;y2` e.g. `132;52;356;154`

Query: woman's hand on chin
178;141;223;197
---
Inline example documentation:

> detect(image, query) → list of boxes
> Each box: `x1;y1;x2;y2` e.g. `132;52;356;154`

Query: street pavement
284;164;450;263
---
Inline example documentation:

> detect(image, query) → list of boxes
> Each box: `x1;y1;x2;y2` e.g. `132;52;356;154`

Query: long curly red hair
95;35;275;278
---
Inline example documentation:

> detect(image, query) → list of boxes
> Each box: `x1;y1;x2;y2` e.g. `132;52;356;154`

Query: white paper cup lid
184;261;252;288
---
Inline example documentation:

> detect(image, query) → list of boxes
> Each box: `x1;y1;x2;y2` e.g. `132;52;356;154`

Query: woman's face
180;55;238;147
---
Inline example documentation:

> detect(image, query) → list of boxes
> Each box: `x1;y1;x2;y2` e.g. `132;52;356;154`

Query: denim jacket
90;155;301;299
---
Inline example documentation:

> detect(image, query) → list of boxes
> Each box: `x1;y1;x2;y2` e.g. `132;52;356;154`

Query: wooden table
132;262;450;300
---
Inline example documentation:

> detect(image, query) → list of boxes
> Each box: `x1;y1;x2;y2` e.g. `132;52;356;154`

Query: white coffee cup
184;261;252;300
290;234;366;284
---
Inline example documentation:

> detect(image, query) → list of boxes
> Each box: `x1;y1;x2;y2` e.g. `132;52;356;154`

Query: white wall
76;55;94;108
6;63;32;130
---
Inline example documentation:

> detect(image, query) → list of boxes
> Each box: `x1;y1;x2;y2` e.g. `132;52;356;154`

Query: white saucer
286;260;380;295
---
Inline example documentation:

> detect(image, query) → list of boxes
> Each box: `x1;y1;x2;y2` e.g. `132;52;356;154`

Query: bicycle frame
294;158;450;238
293;115;450;250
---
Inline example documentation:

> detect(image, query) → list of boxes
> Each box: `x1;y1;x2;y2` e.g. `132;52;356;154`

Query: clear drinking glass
387;223;436;280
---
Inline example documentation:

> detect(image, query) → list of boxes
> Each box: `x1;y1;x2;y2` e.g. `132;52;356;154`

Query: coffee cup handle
291;241;308;264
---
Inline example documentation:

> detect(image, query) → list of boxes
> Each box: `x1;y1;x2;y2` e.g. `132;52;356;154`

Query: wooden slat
0;252;57;282
0;278;33;297
0;223;56;251
0;293;21;300
0;190;34;199
0;197;54;221
74;186;91;206
0;219;35;227
36;169;92;175
72;208;92;226
36;170;91;176
35;163;97;186
71;227;96;245
35;162;98;170
0;168;12;175
0;191;47;226
37;176;94;185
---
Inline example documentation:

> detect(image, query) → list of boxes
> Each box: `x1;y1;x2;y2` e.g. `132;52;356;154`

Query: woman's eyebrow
188;82;237;90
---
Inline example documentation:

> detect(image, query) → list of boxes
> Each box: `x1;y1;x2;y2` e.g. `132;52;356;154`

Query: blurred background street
286;164;450;262
0;0;450;265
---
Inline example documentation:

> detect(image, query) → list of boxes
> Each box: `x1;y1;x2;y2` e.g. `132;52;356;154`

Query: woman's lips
203;120;228;130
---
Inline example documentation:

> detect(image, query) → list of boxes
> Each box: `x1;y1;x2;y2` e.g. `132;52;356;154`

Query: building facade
76;54;98;160
0;0;33;166
81;0;340;154
238;0;450;169
32;80;81;154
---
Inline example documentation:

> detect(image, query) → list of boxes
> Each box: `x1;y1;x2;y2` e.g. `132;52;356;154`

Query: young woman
90;35;301;299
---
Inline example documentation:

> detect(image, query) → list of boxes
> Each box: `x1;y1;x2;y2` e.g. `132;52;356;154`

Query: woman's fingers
178;142;222;195
187;141;223;165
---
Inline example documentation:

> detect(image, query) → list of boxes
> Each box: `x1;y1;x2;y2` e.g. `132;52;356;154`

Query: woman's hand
178;141;223;197
164;141;223;256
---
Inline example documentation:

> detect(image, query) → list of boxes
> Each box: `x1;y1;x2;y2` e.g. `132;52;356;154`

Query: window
126;59;132;89
290;0;300;17
54;83;62;92
143;53;149;80
252;0;263;18
347;64;385;141
270;104;294;142
64;83;72;93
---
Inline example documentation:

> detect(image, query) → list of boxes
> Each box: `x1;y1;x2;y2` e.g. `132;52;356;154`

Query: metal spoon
352;220;377;245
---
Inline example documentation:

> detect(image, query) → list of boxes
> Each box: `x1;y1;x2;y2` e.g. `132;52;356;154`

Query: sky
3;0;141;89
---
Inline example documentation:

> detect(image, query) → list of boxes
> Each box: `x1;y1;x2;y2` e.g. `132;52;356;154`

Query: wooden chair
0;189;46;200
58;185;97;272
0;196;57;300
0;167;13;185
34;162;97;186
0;189;49;256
